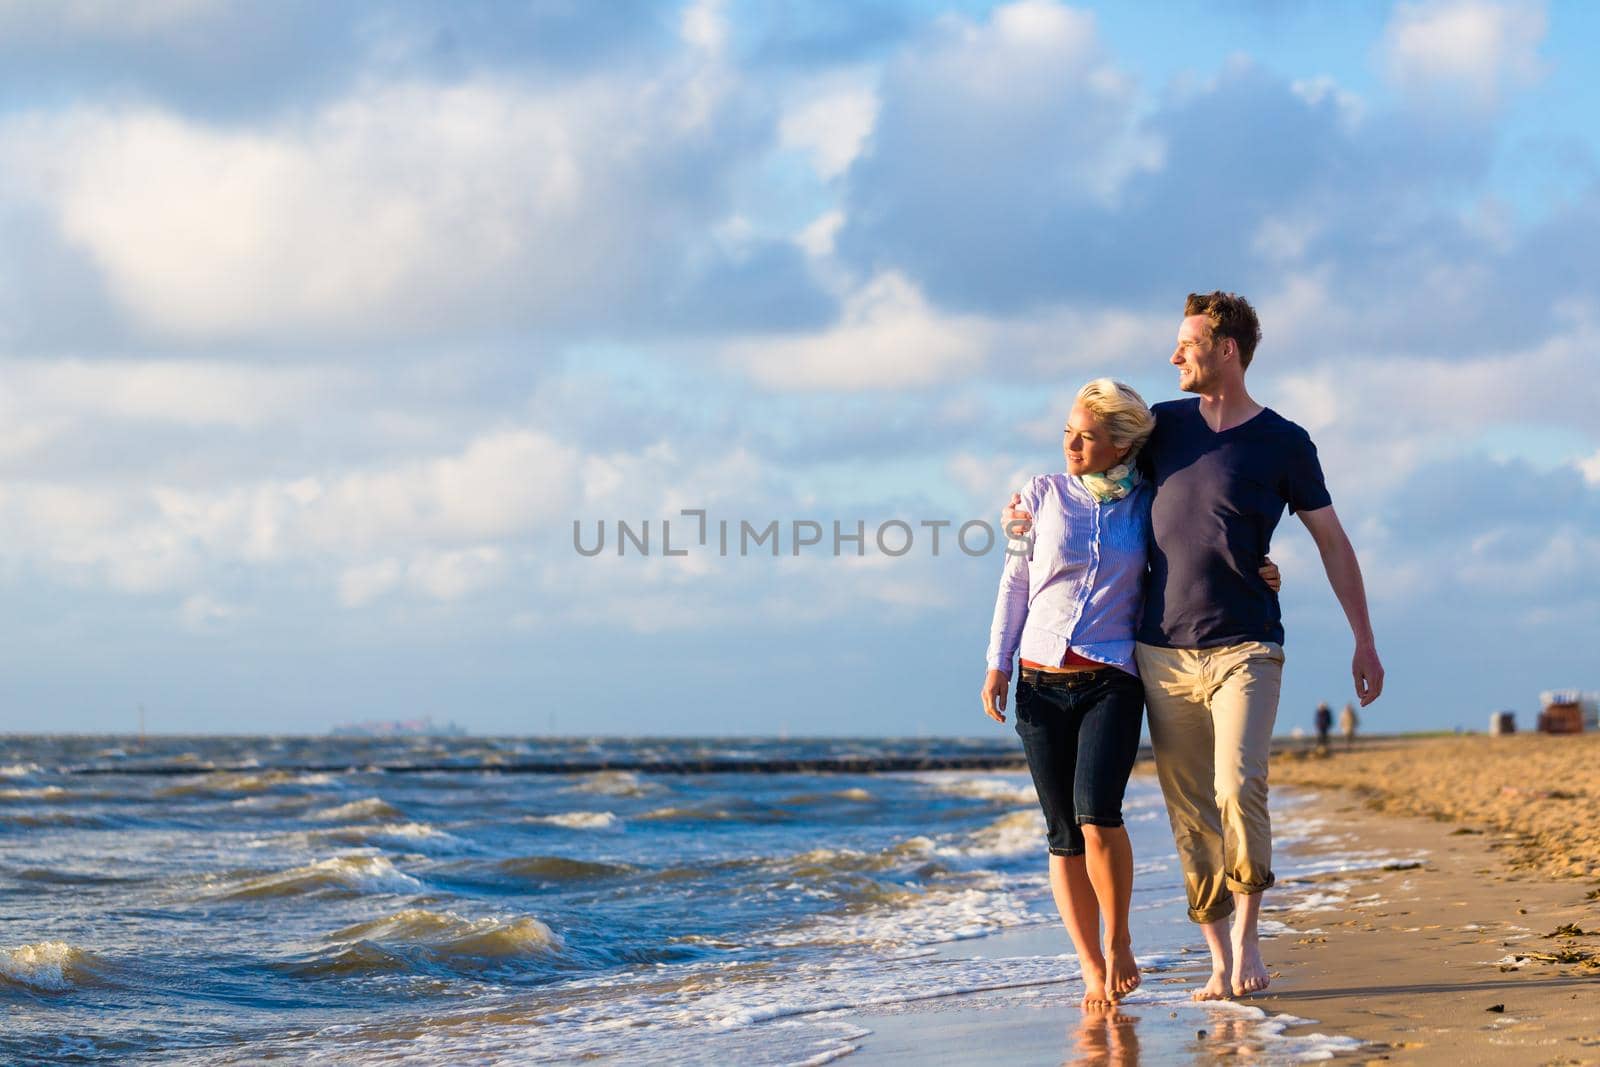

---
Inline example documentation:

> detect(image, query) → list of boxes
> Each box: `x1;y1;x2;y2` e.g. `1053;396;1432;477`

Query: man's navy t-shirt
1137;398;1331;649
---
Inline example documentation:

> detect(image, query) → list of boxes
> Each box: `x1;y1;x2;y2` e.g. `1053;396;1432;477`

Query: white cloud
179;592;237;631
729;272;990;390
338;558;403;608
1580;451;1600;487
407;546;505;601
0;427;579;601
1;66;743;343
996;305;1173;380
1290;76;1365;129
861;0;1160;205
0;0;224;36
946;452;1033;502
797;210;846;258
338;547;505;606
680;0;728;55
0;359;339;429
780;77;879;180
1382;0;1547;111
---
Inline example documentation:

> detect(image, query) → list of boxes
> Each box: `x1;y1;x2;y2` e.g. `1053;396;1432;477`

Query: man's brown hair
1184;291;1261;369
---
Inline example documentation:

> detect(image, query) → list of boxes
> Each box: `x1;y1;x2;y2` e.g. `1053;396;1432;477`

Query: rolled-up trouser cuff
1188;898;1235;924
1076;815;1125;828
1225;871;1275;896
1049;845;1085;857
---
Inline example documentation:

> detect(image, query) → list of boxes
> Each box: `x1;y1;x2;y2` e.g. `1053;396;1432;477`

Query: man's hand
1259;555;1281;592
1353;643;1384;707
981;669;1009;723
1299;505;1383;707
1002;493;1034;538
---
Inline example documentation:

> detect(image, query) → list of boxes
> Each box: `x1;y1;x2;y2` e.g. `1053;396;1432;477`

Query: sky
0;0;1596;737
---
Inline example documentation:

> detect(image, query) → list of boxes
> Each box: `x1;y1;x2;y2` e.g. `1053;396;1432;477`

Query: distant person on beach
1004;291;1383;1002
1340;703;1359;750
981;378;1281;1010
1314;702;1332;750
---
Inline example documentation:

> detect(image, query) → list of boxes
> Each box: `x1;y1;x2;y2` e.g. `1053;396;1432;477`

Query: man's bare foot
1191;968;1233;1002
1232;937;1270;996
1081;961;1114;1010
1106;940;1141;999
1195;916;1235;1001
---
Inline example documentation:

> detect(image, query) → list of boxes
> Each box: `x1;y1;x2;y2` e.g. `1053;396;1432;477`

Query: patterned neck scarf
1076;457;1141;504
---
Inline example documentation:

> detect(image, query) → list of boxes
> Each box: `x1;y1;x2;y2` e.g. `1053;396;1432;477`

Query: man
1005;291;1383;1000
1314;702;1333;751
1340;702;1360;750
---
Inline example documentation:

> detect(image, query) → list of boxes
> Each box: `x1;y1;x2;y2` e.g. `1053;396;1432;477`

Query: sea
0;736;1407;1064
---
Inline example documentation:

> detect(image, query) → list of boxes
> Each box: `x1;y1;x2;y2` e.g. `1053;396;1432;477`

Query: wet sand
846;734;1600;1064
1265;733;1600;1062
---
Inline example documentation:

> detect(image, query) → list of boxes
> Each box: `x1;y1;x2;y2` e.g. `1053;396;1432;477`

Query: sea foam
214;855;422;899
0;941;100;993
529;810;622;831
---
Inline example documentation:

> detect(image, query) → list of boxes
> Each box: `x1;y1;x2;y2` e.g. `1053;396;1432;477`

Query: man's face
1171;314;1228;393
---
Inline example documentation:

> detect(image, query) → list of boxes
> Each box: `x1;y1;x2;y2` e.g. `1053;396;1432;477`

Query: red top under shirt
1019;648;1102;670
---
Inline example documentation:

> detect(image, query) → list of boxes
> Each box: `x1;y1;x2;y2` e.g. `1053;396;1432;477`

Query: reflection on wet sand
1070;1005;1141;1065
1189;1014;1258;1058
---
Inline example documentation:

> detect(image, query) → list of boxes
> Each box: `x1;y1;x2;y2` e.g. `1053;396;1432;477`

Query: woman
981;378;1276;1010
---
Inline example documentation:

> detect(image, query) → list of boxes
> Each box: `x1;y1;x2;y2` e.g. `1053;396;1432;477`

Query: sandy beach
848;734;1600;1064
1263;733;1600;1062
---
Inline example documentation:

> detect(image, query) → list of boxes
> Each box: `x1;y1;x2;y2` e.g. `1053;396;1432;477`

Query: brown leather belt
1019;665;1107;687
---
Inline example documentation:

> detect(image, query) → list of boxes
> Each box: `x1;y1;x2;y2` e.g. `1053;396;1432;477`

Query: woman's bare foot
1231;937;1270;996
1081;960;1114;1010
1106;940;1141;999
1191;966;1233;1002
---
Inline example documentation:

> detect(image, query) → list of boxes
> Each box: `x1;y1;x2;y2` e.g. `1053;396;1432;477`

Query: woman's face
1063;403;1129;476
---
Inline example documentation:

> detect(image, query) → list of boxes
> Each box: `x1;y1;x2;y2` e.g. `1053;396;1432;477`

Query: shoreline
1264;733;1600;1061
841;734;1600;1064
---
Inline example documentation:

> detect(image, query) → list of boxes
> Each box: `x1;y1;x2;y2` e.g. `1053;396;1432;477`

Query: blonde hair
1073;378;1154;457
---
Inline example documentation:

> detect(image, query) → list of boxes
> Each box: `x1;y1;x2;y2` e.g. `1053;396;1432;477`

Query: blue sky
0;0;1595;736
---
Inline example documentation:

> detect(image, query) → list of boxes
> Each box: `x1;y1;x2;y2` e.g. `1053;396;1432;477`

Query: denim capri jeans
1013;667;1145;856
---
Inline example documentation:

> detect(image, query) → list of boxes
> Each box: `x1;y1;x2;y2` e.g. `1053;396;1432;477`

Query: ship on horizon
328;716;468;738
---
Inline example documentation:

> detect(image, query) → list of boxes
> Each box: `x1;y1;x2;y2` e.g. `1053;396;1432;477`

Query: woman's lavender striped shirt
985;473;1152;679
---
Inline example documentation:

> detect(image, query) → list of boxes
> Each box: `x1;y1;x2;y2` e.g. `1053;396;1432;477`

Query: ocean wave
766;875;1039;949
308;797;405;823
0;785;72;802
635;804;739;822
636;801;792;824
156;769;329;797
768;847;901;879
332;908;561;957
528;811;622;831
305;822;465;853
778;787;879;806
284;908;561;978
936;809;1044;860
494;855;634;882
0;941;108;993
640;840;940;889
211;855;422;900
919;775;1038;806
10;866;141;886
567;771;657;797
8;811;121;829
0;762;43;778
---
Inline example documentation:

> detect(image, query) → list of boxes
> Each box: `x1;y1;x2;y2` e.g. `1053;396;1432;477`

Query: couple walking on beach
981;291;1384;1008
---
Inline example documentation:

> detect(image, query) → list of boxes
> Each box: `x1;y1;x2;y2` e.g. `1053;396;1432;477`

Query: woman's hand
1259;555;1281;592
981;669;1010;723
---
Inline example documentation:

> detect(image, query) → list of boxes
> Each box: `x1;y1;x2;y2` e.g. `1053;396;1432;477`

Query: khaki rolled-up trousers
1135;640;1284;924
